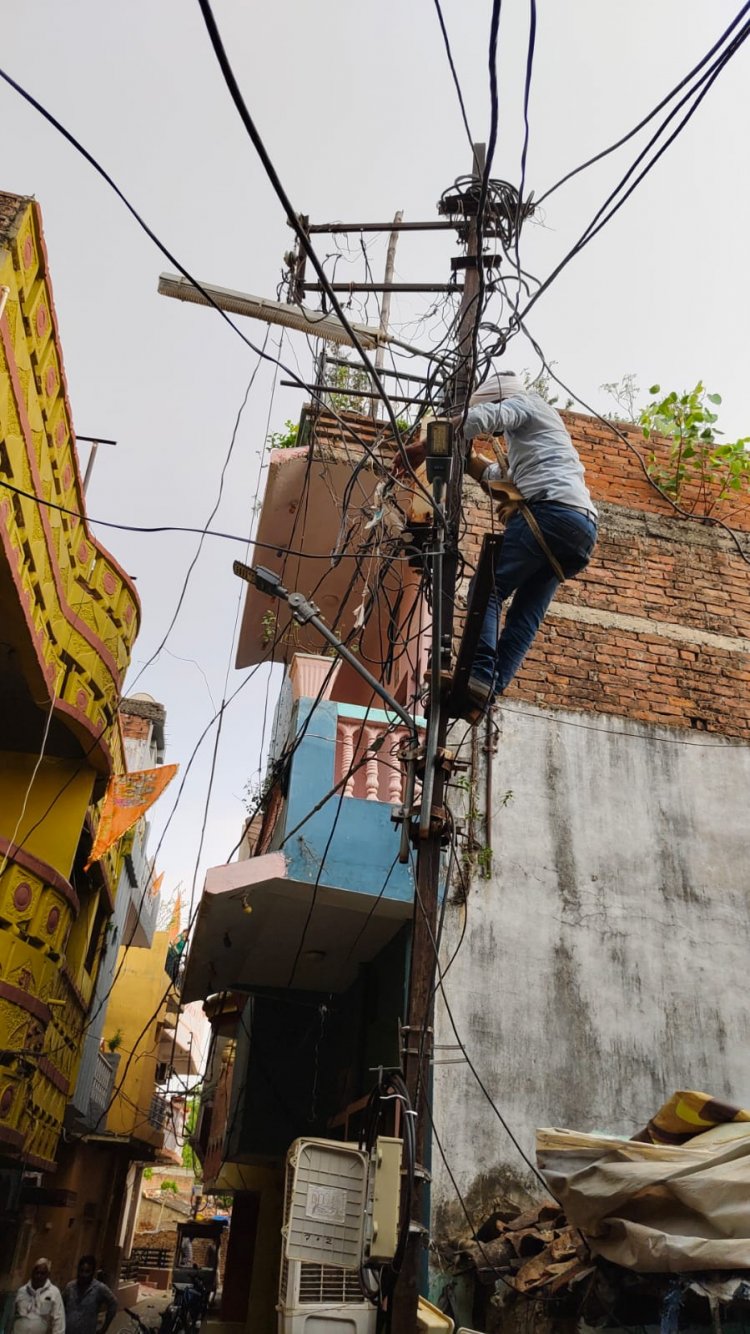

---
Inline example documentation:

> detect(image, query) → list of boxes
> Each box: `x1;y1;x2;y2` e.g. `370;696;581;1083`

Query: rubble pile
447;1200;594;1298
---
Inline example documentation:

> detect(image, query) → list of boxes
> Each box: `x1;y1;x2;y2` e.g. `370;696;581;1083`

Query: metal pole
304;220;455;234
82;441;100;495
371;211;403;420
302;282;462;294
391;143;486;1334
79;437;117;494
279;380;427;406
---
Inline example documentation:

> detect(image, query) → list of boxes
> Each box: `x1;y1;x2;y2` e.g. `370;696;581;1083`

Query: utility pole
157;145;497;1328
371;210;403;420
391;144;486;1334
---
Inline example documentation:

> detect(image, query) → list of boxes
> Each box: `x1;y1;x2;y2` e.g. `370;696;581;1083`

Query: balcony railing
89;1049;118;1125
148;1092;170;1131
335;709;414;804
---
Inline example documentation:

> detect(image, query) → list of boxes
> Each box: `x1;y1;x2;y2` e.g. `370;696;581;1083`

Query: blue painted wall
272;698;414;904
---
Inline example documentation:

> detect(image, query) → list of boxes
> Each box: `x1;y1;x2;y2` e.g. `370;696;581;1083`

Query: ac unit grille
298;1263;363;1305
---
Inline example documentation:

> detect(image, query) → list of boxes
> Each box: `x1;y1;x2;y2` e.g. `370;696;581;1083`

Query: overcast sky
3;1;748;916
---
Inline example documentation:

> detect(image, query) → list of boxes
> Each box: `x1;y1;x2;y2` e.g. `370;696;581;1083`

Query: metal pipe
302;282;462;294
304;221;455;234
372;211;403;420
325;356;430;385
279;380;430;406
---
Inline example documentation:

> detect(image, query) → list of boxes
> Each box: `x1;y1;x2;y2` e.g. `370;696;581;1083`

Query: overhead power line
0;62;437;511
537;1;750;205
517;14;750;327
194;0;439;505
0;477;434;561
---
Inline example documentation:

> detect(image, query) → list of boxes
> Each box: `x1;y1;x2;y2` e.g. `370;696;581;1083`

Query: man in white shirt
12;1259;65;1334
459;369;598;716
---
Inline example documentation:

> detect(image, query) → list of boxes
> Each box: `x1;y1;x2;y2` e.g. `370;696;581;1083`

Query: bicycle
158;1276;208;1334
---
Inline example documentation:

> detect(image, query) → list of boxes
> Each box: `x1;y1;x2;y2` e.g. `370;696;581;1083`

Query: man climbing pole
457;370;598;720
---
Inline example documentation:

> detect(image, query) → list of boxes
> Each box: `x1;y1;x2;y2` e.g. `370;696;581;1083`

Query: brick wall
120;713;150;740
460;412;750;739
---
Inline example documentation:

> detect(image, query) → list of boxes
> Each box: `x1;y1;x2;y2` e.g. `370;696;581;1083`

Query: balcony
156;1001;209;1079
148;1092;170;1131
88;1049;119;1127
183;687;422;1002
158;1095;186;1164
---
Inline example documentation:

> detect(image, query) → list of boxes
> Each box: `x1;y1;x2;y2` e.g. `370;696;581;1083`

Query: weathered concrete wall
432;702;750;1238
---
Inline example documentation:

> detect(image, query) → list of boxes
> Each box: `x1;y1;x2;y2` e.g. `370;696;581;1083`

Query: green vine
602;378;750;518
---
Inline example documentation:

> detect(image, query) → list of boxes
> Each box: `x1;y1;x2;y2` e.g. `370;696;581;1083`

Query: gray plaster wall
432;703;750;1238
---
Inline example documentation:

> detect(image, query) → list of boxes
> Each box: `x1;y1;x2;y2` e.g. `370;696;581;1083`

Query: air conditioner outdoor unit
278;1138;376;1334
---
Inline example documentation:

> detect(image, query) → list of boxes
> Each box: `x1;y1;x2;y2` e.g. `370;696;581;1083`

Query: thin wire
432;0;475;151
0;63;436;512
127;327;270;691
519;318;750;573
193;0;442;515
0;476;432;561
517;20;750;329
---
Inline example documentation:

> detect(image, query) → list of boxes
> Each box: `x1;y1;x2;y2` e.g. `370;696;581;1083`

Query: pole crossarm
303;220;456;233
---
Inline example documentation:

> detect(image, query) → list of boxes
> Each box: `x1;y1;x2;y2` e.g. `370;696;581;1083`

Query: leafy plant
182;1096;201;1177
323;351;371;412
640;382;750;516
106;1028;123;1053
476;845;493;880
160;1178;179;1194
267;419;299;450
143;1166;153;1180
260;610;277;647
243;775;273;818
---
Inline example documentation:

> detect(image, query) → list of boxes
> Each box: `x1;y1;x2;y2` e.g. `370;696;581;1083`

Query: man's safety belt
477;444;568;584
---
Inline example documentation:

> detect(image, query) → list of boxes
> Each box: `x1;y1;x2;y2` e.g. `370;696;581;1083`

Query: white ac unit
278;1138;376;1334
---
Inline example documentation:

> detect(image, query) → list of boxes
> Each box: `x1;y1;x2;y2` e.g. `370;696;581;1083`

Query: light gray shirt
62;1282;117;1334
464;391;597;516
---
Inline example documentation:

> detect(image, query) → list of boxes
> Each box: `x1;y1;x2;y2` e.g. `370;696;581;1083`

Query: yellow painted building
103;930;174;1151
0;190;140;1174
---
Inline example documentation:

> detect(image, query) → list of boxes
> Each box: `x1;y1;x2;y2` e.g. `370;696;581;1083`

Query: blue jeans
471;502;597;695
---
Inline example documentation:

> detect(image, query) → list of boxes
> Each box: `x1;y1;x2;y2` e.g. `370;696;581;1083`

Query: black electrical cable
537;1;750;205
517;19;750;329
361;1069;416;1304
194;0;441;518
0;476;433;562
0;63;430;508
432;0;476;152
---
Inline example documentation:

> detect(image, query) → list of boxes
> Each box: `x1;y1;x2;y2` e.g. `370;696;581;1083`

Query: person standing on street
12;1259;65;1334
62;1258;117;1334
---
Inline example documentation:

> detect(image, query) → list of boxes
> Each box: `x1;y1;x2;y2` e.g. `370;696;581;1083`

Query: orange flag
150;870;165;899
85;765;178;869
